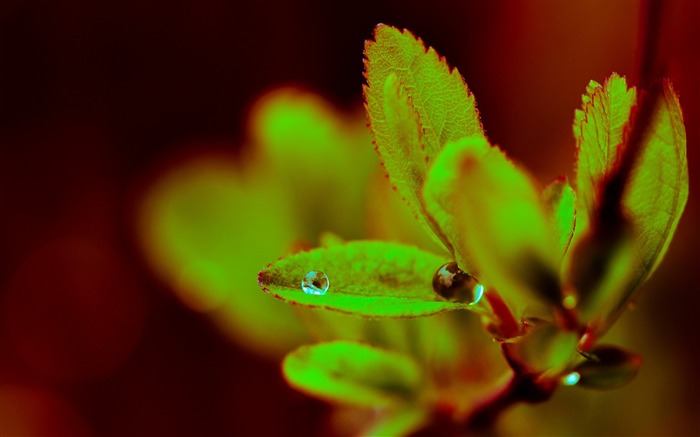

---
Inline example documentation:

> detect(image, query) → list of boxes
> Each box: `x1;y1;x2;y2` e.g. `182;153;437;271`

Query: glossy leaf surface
259;241;475;317
422;136;490;273
542;177;577;259
424;138;560;308
282;341;422;407
573;74;688;285
364;24;485;252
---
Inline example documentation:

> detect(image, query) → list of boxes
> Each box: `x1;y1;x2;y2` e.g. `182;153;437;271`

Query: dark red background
1;1;698;435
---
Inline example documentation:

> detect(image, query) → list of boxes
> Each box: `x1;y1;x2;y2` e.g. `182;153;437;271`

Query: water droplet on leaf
432;262;483;304
562;372;581;386
301;271;329;295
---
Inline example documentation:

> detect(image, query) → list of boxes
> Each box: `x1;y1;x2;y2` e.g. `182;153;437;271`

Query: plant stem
460;344;557;435
596;0;665;226
636;0;665;89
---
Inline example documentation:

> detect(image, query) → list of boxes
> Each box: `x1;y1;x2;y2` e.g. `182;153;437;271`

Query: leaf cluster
258;24;688;434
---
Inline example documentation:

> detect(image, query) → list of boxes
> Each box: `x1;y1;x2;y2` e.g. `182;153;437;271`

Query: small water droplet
432;262;483;304
562;372;580;386
562;294;578;309
301;271;329;295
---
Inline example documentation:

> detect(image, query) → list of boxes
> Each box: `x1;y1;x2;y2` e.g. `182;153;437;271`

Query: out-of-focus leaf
422;136;490;272
424;138;560;310
360;407;429;437
542;177;576;259
282;341;422;407
518;321;578;374
251;87;376;241
363;24;485;253
566;226;638;329
567;344;642;390
258;241;477;318
573;75;688;287
364;170;447;256
138;155;308;358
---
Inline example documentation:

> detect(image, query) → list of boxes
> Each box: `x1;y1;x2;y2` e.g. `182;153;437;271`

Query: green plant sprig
258;15;687;435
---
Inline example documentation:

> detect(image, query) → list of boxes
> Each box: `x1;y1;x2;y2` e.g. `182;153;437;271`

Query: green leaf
364;170;448;256
573;74;636;227
138;156;309;358
542;177;577;259
422;136;490;273
517;321;578;374
424;137;560;309
282;341;422;407
363;24;485;254
360;407;429;437
379;74;426;217
259;241;475;318
623;80;688;281
565;226;638;328
573;75;688;285
251;87;376;242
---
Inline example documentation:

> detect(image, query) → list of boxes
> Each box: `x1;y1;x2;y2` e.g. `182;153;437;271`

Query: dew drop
301;271;329;295
432;262;483;304
562;294;578;309
562;372;580;386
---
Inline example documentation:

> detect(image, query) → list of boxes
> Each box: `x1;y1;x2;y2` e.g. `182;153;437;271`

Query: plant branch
596;0;666;226
460;344;557;435
636;0;665;90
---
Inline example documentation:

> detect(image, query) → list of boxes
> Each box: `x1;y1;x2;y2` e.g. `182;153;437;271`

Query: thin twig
461;344;556;435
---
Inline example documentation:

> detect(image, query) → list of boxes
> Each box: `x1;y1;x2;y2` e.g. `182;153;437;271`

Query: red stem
461;344;556;434
484;290;520;339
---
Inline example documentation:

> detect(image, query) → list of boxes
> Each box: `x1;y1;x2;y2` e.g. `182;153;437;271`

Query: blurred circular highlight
0;385;91;436
3;237;146;383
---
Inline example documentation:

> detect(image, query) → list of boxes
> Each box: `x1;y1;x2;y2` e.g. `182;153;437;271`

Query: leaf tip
257;268;275;290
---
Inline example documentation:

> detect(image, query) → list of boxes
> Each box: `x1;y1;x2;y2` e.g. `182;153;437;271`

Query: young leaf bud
569;344;642;390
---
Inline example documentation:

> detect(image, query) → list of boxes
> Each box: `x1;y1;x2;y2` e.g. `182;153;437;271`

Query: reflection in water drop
301;271;329;295
562;372;581;386
472;283;485;305
432;262;484;305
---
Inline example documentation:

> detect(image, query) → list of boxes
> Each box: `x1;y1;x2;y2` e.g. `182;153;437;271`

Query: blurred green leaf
424;138;560;310
518;321;578;374
360;406;429;437
139;156;309;358
363;24;485;254
251;87;376;241
542;177;576;259
364;171;447;256
422;136;490;273
565;224;638;330
258;241;476;318
282;341;422;407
